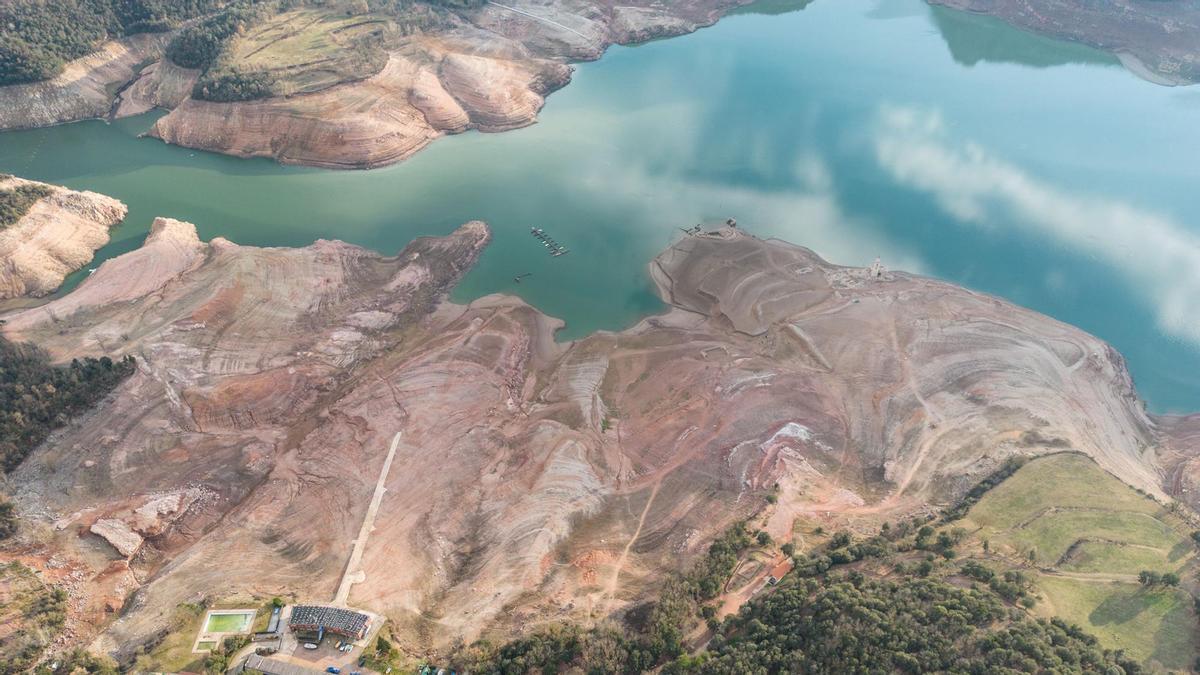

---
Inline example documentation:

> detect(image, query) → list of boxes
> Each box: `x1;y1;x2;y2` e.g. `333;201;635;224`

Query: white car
303;643;318;650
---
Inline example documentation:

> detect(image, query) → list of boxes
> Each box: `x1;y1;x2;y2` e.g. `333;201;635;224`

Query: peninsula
0;175;127;300
0;0;752;169
4;208;1200;667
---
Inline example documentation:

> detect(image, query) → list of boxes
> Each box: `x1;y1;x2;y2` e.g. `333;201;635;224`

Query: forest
0;337;135;538
456;510;1146;674
0;0;488;93
0;0;226;85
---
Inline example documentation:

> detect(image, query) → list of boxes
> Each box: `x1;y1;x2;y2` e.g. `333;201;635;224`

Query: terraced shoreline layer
0;176;127;300
0;0;752;169
5;216;1200;663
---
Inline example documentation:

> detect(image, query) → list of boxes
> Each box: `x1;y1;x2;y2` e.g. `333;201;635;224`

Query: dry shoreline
4;213;1200;662
0;1;753;170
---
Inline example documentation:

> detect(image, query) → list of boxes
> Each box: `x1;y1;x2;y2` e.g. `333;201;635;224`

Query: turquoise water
2;0;1200;412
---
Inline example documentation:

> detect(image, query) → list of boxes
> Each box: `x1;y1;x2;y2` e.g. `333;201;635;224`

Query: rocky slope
4;217;1200;662
928;0;1200;85
0;176;127;300
148;0;749;168
0;1;748;168
0;34;171;130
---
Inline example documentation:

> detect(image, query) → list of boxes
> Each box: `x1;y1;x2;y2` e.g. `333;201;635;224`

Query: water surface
2;0;1200;412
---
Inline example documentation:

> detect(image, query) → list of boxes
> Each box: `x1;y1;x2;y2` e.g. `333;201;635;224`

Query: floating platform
530;227;569;257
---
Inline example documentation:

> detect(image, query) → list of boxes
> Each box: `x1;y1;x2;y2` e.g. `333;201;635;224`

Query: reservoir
1;0;1199;412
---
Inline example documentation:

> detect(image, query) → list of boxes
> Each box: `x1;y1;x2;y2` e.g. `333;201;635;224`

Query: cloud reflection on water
875;105;1200;345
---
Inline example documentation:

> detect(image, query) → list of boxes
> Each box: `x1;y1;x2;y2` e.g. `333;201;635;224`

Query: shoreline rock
927;0;1200;86
5;216;1200;662
0;1;750;169
0;176;128;300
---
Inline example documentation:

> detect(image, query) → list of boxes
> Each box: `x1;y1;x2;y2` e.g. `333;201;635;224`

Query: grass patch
1014;510;1180;566
217;7;394;97
965;454;1161;530
1062;540;1180;575
130;602;207;673
962;453;1199;669
1037;576;1194;670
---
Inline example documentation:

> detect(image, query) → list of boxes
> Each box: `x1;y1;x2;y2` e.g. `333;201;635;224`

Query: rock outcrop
0;34;170;130
0;176;127;300
149;39;571;169
6;219;1200;662
0;1;748;168
147;1;748;168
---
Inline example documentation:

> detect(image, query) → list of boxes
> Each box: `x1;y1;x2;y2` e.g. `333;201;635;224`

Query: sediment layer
0;176;127;300
5;221;1200;662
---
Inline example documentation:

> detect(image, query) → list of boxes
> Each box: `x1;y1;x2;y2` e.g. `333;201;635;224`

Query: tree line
455;503;1144;674
0;0;226;85
0;183;52;228
0;337;136;538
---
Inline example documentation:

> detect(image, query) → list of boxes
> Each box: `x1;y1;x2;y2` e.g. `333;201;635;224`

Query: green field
131;602;207;673
219;7;394;96
961;453;1198;670
1038;576;1195;669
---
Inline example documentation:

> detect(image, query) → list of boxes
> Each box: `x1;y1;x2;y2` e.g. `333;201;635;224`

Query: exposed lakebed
1;0;1199;411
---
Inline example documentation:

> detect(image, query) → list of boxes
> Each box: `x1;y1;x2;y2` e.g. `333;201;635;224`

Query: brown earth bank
928;0;1200;85
0;175;128;300
0;33;173;130
5;217;1200;663
0;0;750;169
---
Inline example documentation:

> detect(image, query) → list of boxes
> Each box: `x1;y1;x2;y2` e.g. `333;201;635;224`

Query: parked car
303;643;318;650
326;668;341;674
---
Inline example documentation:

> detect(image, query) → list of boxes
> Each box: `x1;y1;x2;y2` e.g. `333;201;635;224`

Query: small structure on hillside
869;257;886;279
266;606;282;634
288;605;371;641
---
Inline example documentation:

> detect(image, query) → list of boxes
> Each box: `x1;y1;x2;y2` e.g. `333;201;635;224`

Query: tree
780;542;795;557
1138;570;1162;586
755;531;771;546
0;500;17;539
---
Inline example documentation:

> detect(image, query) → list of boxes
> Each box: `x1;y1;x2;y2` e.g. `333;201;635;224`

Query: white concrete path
334;431;402;606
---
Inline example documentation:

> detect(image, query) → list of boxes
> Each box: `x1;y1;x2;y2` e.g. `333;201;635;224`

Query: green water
2;0;1200;413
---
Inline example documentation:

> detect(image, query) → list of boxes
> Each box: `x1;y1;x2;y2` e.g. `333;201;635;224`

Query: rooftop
288;605;371;637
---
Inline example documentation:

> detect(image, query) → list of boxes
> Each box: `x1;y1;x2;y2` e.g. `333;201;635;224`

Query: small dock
531;227;569;257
